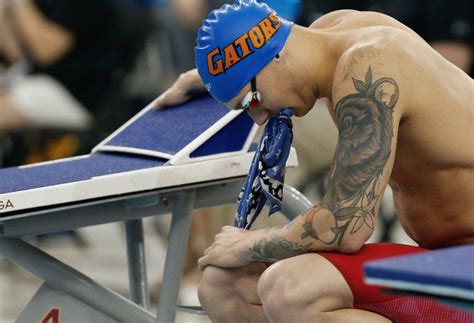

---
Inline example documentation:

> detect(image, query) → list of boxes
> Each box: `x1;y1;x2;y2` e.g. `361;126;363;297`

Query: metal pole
0;237;155;323
280;185;314;220
125;219;150;309
156;191;195;323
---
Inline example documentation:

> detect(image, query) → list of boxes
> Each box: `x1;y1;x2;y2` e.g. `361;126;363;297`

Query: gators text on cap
195;0;293;103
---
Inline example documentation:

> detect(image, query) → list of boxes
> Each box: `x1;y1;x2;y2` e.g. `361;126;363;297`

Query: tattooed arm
247;66;401;261
198;65;402;270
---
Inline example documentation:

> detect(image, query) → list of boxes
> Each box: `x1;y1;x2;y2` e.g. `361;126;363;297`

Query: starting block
0;95;311;322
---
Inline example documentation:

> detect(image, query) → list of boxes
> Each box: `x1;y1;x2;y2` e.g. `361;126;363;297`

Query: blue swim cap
195;0;293;103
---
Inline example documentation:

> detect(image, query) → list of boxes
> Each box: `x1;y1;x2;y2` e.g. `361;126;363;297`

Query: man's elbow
338;230;372;254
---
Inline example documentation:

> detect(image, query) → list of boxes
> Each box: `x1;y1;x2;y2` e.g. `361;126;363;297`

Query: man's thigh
318;243;473;322
318;243;427;305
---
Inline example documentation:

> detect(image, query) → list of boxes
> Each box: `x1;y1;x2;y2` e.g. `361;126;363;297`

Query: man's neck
286;26;338;100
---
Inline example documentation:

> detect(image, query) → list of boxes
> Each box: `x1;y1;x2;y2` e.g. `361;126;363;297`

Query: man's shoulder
308;10;358;30
331;44;410;117
308;10;411;32
333;43;402;84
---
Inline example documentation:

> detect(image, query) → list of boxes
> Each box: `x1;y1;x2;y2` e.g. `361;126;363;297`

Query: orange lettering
249;26;265;49
205;13;283;76
234;33;252;58
224;44;240;69
258;18;276;40
268;12;281;29
207;48;224;76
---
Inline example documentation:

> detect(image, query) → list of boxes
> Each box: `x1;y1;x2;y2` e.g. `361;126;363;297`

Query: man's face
225;77;283;126
225;57;313;124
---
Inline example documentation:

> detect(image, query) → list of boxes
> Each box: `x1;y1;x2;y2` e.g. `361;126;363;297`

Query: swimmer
156;1;474;321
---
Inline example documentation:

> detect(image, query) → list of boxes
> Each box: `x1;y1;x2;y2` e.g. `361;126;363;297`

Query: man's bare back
311;10;474;249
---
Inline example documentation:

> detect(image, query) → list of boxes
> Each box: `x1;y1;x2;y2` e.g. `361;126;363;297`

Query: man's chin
293;109;308;117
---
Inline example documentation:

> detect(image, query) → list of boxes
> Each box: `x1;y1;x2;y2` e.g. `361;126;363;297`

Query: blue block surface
191;111;254;157
364;245;474;291
0;153;165;194
103;95;230;155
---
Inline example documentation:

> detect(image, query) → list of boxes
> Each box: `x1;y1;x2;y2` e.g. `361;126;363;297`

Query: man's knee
257;255;353;316
257;261;299;315
198;266;247;322
198;266;236;306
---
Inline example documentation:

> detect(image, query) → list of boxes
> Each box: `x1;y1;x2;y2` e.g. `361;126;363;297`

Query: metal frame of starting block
0;178;311;323
0;95;313;323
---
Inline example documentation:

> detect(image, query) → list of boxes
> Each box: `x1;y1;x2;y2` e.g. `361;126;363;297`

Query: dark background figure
0;0;152;166
29;0;124;115
298;0;473;76
377;0;473;76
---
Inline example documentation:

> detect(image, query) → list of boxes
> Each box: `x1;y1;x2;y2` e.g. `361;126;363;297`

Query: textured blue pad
364;245;474;292
103;95;230;155
0;153;165;194
191;112;254;157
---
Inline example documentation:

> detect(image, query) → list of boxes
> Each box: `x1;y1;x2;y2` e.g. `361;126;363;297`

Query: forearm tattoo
306;67;399;245
251;234;313;262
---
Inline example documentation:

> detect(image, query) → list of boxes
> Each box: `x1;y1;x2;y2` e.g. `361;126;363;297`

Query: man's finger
214;232;226;240
203;245;213;256
153;95;165;109
198;256;208;271
154;92;169;109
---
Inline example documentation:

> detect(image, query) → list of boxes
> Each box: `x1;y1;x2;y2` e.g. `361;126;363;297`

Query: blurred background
0;0;472;321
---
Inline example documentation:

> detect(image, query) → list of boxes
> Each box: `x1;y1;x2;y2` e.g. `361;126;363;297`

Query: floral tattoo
307;66;399;245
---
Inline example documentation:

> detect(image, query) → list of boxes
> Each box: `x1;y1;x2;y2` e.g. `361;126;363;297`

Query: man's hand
154;69;206;109
198;226;254;271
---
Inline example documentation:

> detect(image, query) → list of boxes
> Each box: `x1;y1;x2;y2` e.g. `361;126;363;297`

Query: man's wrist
242;228;272;261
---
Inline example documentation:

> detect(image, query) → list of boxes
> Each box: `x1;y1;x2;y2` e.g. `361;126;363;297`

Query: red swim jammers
317;243;473;322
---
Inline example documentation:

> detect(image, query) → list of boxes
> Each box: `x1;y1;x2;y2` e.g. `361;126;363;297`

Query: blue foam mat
0;153;165;194
364;245;474;291
102;95;229;155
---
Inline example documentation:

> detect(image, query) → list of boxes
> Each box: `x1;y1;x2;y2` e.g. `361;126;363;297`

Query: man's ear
367;78;399;109
274;45;289;63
